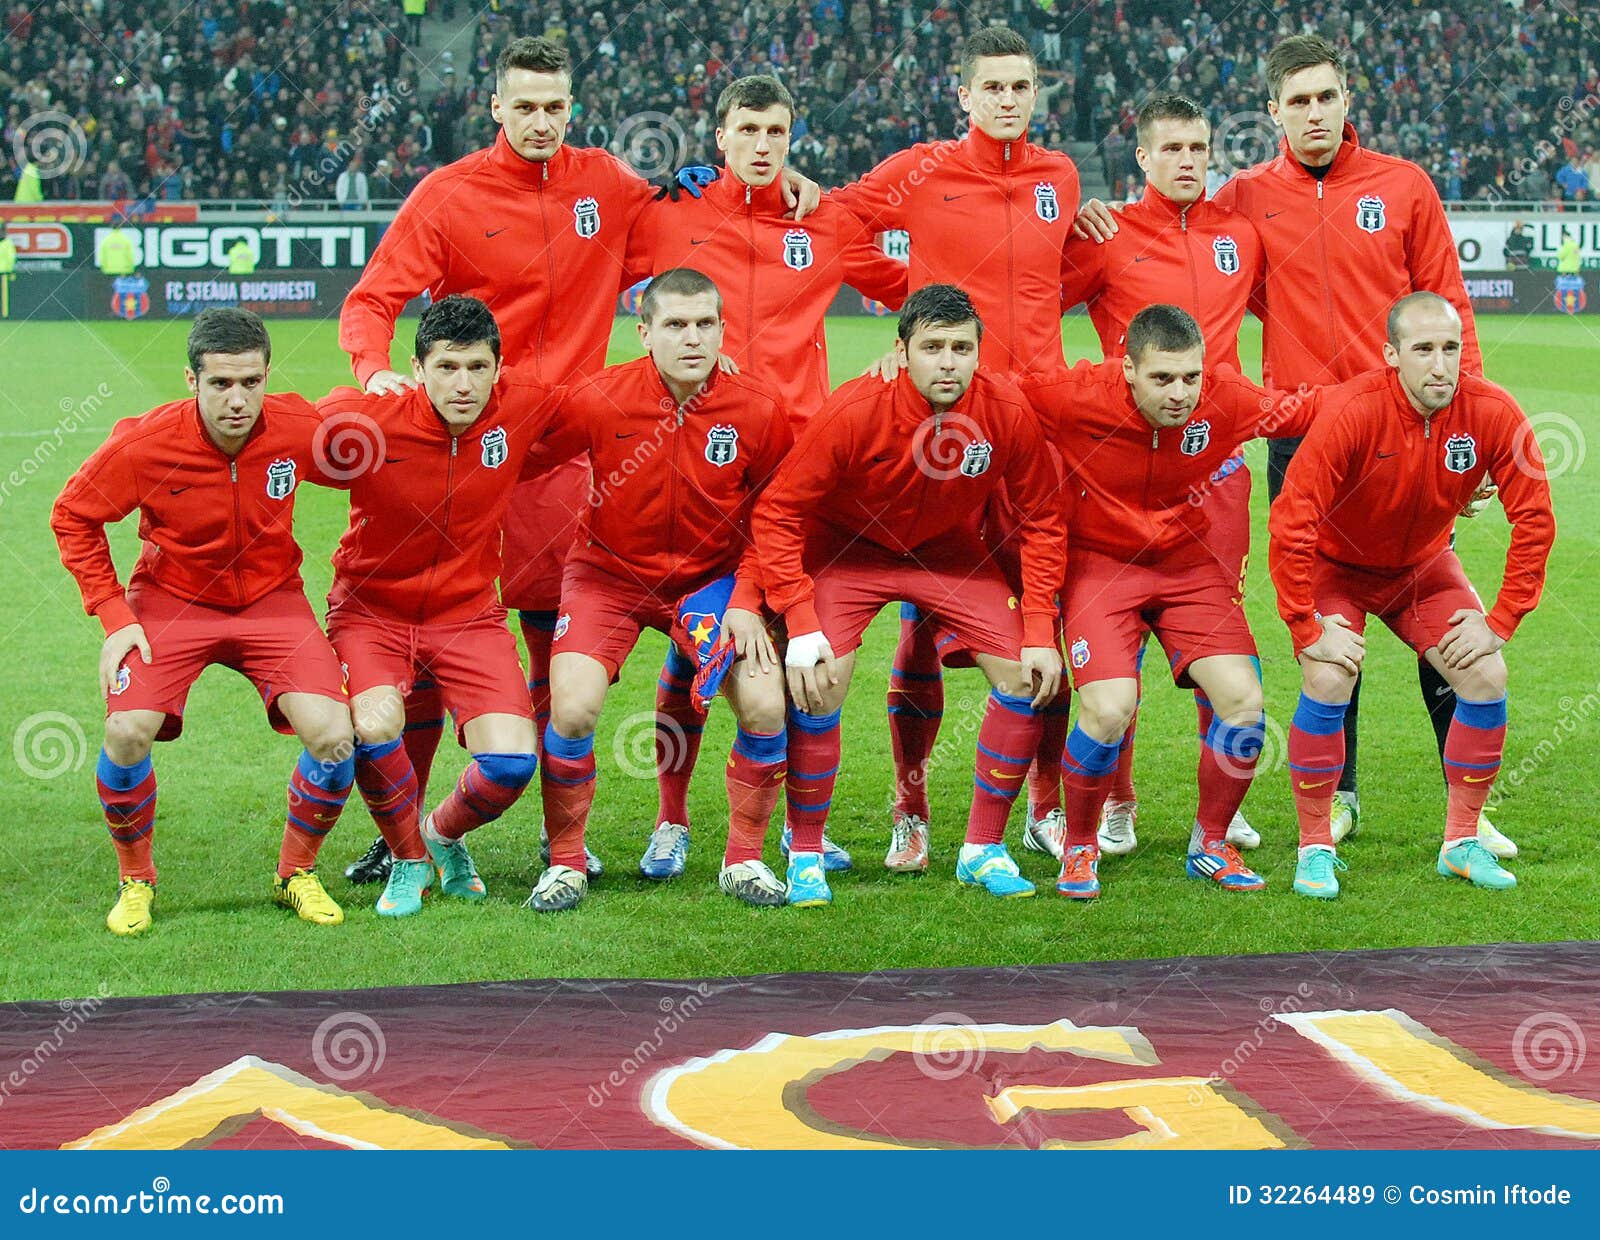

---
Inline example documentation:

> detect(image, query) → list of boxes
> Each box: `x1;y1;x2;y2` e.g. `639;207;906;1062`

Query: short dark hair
1385;291;1458;347
1136;93;1208;148
1125;304;1204;362
640;268;722;321
495;36;571;90
898;283;983;344
960;26;1035;84
187;307;270;375
1265;35;1347;100
717;75;795;126
414;294;501;363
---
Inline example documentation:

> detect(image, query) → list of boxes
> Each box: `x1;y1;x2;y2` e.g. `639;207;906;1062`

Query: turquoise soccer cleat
1293;847;1347;900
956;843;1035;899
1438;838;1517;890
785;852;832;907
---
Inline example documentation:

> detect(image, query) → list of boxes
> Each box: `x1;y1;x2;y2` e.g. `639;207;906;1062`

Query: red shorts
326;604;531;743
809;534;1024;662
109;581;346;742
1203;457;1251;590
551;560;698;679
1063;545;1256;688
1311;548;1484;655
500;456;591;611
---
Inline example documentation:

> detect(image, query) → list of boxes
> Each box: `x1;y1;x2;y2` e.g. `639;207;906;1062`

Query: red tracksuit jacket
319;368;563;624
1268;369;1554;653
1058;185;1263;370
53;393;324;635
1022;360;1314;564
753;370;1066;647
1211;124;1481;389
626;171;908;421
830;128;1081;374
539;357;791;610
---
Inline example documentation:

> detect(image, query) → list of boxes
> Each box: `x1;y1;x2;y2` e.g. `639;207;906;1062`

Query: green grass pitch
1;313;1596;1002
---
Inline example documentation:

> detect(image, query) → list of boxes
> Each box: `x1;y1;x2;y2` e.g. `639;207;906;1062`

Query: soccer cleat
1097;798;1138;855
956;843;1035;899
780;826;853;872
1186;840;1266;892
1477;814;1518;860
273;868;345;925
1329;791;1359;844
1022;807;1067;860
1293;847;1347;900
1224;811;1260;850
1055;843;1101;900
106;879;155;937
540;829;604;879
375;858;433;918
525;864;588;911
639;822;690;880
1437;838;1517;890
718;859;787;907
423;816;487;900
344;835;392;885
884;811;930;872
785;852;832;907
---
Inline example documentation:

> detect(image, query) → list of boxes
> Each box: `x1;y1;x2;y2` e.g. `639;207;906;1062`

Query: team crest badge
573;196;600;238
1180;420;1211;456
1554;274;1586;315
960;441;993;477
1034;183;1060;222
265;458;297;499
1070;637;1090;670
554;613;571;641
1356;194;1387;234
705;424;739;466
783;229;814;271
1444;433;1477;474
1213;235;1240;275
481;426;508;468
112;665;130;696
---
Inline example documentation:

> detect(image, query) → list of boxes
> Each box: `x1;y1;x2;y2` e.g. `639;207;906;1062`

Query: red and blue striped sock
97;750;157;883
785;707;840;853
354;738;426;861
1196;712;1265;845
280;749;354;877
542;727;597;870
1443;695;1507;843
1027;686;1072;817
725;727;786;865
888;604;943;819
401;674;445;804
1062;723;1122;847
431;751;537;840
519;610;558;757
655;643;705;827
967;689;1042;845
1288;692;1348;848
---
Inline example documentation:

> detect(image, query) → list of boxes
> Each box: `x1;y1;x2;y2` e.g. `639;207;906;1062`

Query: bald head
1383;292;1463;414
1386;291;1460;350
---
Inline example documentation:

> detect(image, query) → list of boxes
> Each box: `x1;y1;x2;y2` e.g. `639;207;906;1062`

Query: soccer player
52;309;355;935
1057;92;1265;857
320;295;564;918
753;284;1066;906
1269;293;1554;898
1022;305;1318;898
528;269;793;911
828;25;1082;870
622;73;907;879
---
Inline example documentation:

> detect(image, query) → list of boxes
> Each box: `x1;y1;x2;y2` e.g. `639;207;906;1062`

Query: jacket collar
1278;122;1363;181
965;123;1029;173
1385;366;1455;428
403;381;498;437
189;399;267;457
646;353;720;411
707;166;789;214
1138;182;1207;220
487;130;570;187
892;368;976;430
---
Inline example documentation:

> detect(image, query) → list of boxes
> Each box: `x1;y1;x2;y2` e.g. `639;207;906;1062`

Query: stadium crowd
3;0;1598;205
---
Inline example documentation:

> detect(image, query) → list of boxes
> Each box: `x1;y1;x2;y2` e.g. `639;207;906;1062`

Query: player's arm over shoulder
826;143;936;229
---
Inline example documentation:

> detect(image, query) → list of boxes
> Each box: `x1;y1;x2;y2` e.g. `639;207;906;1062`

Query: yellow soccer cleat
107;879;155;937
273;868;345;925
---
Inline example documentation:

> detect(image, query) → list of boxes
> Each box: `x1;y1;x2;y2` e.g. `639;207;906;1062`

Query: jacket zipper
665;403;684;574
229;458;245;602
1393;416;1430;560
1315;178;1338;373
1180;208;1201;310
1142;427;1159;516
534;161;555;371
745;184;757;352
905;411;939;547
1003;142;1016;368
417;437;457;622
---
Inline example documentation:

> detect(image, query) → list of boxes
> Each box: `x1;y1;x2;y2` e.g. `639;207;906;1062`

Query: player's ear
1382;341;1399;369
410;354;425;383
957;84;973;116
1121;354;1137;384
715;126;727;154
490;93;503;125
1266;98;1281;126
184;367;199;396
636;318;650;351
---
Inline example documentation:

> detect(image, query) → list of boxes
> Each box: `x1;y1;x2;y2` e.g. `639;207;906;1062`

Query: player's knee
476;750;538;789
353;711;401;747
548;696;600;739
1077;693;1136;742
103;712;158;760
300;715;355;764
738;687;787;736
1213;680;1264;723
1301;661;1355;704
1455;654;1508;702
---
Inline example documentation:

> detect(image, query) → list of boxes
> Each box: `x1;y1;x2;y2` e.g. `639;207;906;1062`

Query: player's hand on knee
1438;609;1504;670
1302;614;1365;675
865;349;901;382
784;631;836;713
780;168;821;220
99;623;151;698
364;369;416;396
725;607;776;673
1072;198;1121;242
1021;645;1063;708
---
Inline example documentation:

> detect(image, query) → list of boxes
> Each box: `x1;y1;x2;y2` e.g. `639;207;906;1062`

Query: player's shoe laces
1437;838;1517;890
344;835;392;885
639;822;690;880
376;858;433;918
1185;840;1266;891
1023;807;1067;859
719;859;787;907
423;817;487;900
1224;811;1260;850
1477;814;1518;859
273;868;344;925
884;811;930;872
1330;791;1360;844
1056;843;1101;900
106;878;155;936
1292;847;1347;900
540;828;604;879
780;825;853;872
1097;799;1138;855
956;843;1035;899
525;865;588;911
785;852;832;907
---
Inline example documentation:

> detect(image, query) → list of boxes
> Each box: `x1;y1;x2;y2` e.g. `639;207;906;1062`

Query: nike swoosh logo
1297;779;1334;791
485;227;508;238
383;456;408;464
168;485;191;494
689;238;711;245
1089;432;1110;440
1463;774;1495;783
871;451;896;462
989;769;1025;781
1444;859;1470;878
1265;210;1285;219
615;431;640;439
1132;255;1154;263
1376;450;1397;459
943;194;966;202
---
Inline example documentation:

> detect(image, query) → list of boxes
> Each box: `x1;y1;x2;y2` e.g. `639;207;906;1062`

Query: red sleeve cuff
1485;608;1518;643
784;598;822;639
95;596;138;636
352;354;389;388
728;578;762;614
1022;612;1058;650
1288;615;1322;655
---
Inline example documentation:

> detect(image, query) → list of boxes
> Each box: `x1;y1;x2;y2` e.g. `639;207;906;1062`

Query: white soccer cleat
1097;798;1137;855
1329;791;1359;844
1224;811;1260;850
884;811;930;872
1477;814;1518;859
1021;807;1066;860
